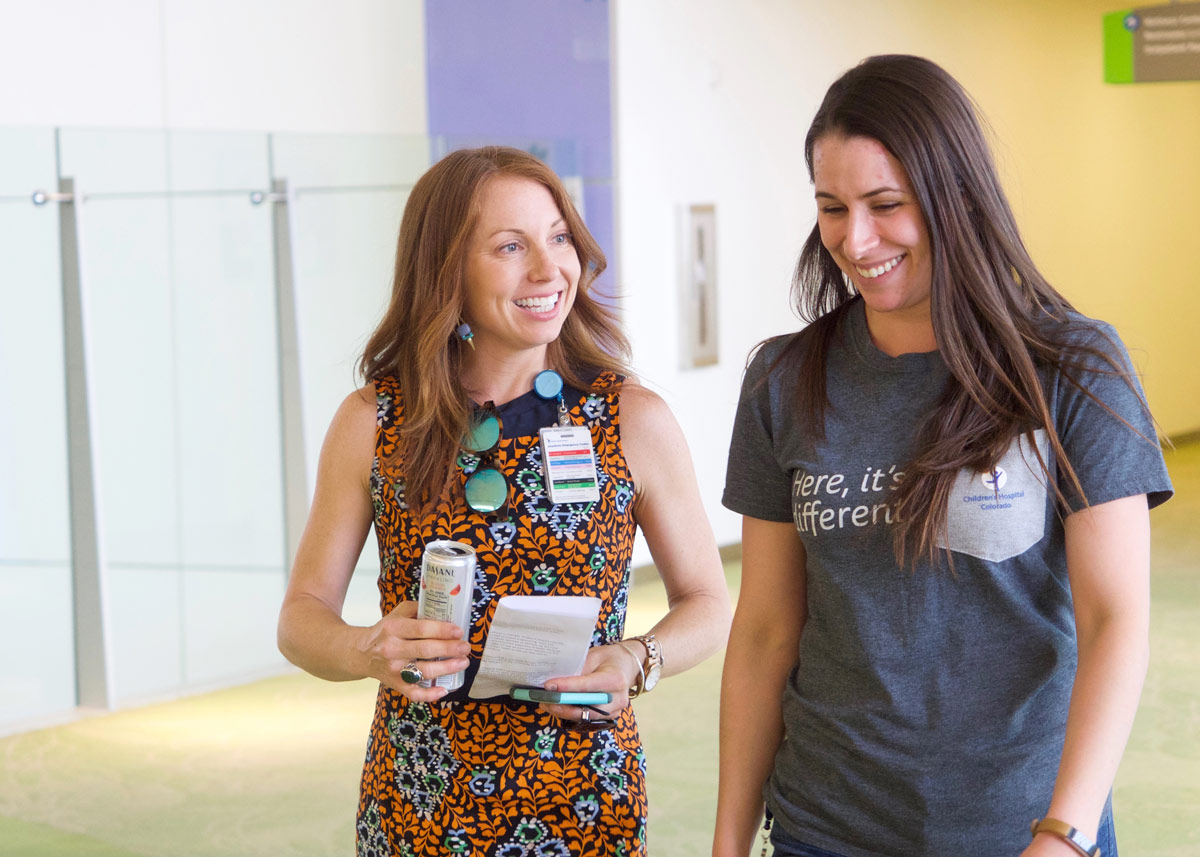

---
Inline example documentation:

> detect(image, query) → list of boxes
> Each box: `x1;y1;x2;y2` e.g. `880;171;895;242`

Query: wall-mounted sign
1105;2;1200;82
680;204;718;369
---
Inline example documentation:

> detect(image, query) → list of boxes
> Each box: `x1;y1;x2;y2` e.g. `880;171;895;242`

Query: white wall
614;0;826;555
0;0;426;133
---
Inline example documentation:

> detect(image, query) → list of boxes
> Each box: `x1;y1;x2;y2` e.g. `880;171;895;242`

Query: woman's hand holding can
359;601;471;700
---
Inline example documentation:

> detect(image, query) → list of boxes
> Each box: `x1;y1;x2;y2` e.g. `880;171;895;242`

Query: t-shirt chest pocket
937;430;1049;563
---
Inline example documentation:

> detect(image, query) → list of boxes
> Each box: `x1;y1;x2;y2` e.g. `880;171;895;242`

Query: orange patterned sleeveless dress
357;373;647;857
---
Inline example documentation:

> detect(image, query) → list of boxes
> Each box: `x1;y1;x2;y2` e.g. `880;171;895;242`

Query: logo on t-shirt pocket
937;430;1049;562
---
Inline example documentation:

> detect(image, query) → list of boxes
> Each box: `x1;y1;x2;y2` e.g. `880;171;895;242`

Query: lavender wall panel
424;0;616;292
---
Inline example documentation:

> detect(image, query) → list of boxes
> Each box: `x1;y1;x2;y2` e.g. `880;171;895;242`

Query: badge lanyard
534;370;601;505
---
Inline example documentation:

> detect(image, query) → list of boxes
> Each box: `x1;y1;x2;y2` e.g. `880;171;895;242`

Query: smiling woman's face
461;175;581;358
813;134;933;326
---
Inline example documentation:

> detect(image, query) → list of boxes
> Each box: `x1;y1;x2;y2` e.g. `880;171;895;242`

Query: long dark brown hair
782;54;1151;567
359;146;630;512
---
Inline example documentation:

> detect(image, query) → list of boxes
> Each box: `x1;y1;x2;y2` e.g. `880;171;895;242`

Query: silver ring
400;661;424;685
580;708;591;722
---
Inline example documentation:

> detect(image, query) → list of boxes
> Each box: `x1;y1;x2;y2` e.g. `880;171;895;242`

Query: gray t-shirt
722;300;1172;857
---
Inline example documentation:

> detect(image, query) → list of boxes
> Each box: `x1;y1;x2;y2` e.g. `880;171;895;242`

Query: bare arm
276;387;469;699
621;382;732;674
1022;494;1151;856
713;516;807;857
544;383;731;716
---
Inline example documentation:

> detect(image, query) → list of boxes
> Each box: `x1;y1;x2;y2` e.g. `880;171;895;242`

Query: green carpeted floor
2;443;1196;857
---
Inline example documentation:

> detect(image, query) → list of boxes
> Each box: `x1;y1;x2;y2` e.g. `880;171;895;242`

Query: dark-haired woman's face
813;134;933;329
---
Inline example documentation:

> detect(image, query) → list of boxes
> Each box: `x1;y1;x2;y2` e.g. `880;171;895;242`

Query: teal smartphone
509;685;612;705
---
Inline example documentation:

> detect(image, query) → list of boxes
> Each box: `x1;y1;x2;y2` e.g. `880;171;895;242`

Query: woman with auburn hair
278;146;730;855
715;56;1171;857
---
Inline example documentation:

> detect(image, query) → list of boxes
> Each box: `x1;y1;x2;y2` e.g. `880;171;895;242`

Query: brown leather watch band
1030;817;1100;856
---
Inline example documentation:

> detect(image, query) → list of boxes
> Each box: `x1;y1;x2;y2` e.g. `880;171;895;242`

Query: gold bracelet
1030;817;1100;856
616;641;646;698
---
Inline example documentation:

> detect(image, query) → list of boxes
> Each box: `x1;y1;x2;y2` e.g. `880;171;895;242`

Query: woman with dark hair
277;146;730;856
714;56;1171;857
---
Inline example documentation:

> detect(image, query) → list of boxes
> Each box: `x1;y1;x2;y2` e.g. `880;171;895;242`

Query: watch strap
629;633;663;693
1030;817;1100;856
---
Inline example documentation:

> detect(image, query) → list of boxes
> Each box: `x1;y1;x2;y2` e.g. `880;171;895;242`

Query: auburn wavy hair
359;146;630;512
780;54;1153;568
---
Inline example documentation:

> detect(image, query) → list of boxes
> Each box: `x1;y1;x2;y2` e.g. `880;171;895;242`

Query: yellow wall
803;0;1200;436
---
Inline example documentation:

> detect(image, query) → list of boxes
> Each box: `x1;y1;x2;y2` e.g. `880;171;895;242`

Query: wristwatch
1030;817;1100;856
628;634;663;697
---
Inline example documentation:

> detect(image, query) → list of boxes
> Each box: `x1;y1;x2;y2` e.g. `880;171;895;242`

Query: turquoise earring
456;321;475;350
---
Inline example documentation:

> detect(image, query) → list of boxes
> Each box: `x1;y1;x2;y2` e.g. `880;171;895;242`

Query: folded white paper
468;595;601;699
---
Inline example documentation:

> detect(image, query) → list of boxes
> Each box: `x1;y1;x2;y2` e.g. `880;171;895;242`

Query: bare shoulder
321;384;378;480
617;380;691;487
624;379;681;441
331;384;377;437
617;379;676;433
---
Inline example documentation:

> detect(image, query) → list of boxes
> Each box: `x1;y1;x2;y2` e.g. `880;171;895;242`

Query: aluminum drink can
416;539;476;690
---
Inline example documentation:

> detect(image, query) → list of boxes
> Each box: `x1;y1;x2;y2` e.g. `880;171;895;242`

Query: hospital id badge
539;425;601;505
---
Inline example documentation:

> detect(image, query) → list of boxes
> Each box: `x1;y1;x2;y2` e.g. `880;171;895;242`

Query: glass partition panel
3;126;439;719
58;127;170;195
167;131;282;573
292;189;404;592
168;130;270;193
167;130;285;683
59;128;286;702
0;127;58;196
172;197;282;570
183;569;283;686
78;192;180;567
288;188;405;469
76;186;183;702
272;132;428;188
272;133;429;599
0;126;76;726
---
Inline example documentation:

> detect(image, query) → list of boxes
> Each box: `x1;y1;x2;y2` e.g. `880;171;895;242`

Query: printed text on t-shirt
792;464;905;534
